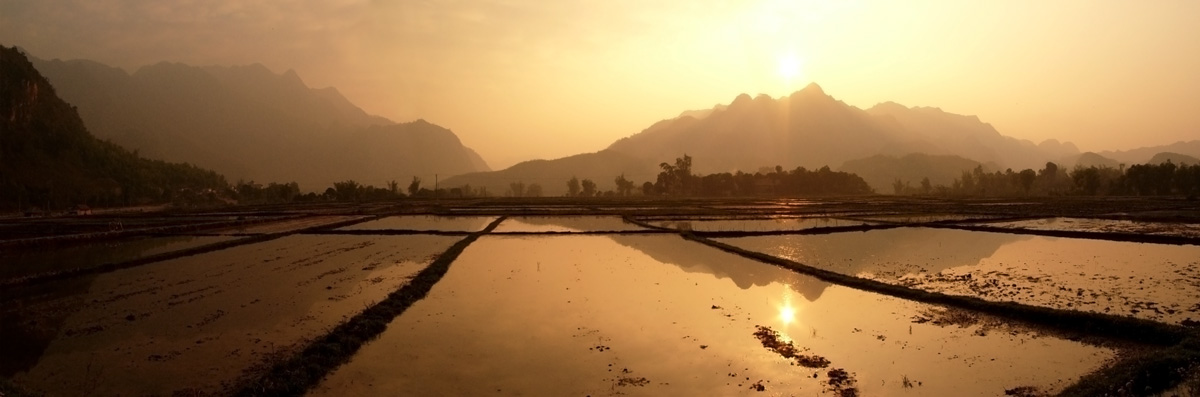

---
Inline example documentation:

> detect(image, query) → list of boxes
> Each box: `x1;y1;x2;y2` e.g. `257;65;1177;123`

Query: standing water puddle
722;228;1200;325
311;235;1114;396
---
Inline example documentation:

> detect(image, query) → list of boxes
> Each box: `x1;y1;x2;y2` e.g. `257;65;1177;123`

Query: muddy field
1;196;1198;396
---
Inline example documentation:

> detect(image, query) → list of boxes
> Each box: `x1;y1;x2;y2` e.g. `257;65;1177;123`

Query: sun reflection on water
777;283;798;327
778;305;796;325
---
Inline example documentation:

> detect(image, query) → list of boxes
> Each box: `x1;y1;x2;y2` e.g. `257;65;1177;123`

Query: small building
70;204;93;216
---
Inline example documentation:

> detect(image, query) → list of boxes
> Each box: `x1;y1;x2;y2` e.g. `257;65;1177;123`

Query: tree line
893;161;1200;197
558;155;874;198
231;176;504;204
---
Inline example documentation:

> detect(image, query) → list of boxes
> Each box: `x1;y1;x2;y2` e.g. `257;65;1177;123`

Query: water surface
311;235;1112;396
492;216;646;232
1;235;458;395
337;216;496;232
0;235;240;282
723;228;1200;325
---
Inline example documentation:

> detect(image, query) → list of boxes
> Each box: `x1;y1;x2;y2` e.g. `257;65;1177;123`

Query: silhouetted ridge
0;44;227;210
451;83;1091;196
30;54;491;189
1097;141;1200;166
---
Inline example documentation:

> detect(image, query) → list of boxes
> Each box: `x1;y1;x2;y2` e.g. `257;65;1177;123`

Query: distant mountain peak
800;82;824;95
281;68;304;85
730;93;754;106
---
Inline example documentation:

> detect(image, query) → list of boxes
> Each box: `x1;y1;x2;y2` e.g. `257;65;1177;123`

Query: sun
777;53;802;84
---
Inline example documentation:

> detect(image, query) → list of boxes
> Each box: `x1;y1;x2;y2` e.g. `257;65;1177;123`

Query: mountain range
451;83;1200;195
1;46;227;209
448;84;1069;194
21;49;1200;197
29;56;489;191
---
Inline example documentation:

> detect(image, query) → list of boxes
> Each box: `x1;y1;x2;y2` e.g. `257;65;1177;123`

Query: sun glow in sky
3;0;1199;168
777;53;803;88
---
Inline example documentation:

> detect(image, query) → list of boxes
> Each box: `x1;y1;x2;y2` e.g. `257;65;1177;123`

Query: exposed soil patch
752;325;831;368
825;368;859;397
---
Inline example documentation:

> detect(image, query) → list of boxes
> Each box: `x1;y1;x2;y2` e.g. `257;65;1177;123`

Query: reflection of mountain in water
505;217;832;299
720;228;1029;282
570;222;1025;303
604;234;833;302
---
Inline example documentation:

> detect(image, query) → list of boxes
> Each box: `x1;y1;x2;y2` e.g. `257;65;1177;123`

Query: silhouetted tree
509;181;526;197
567;176;581;197
387;180;400;196
656;154;694;195
892;179;907;195
333;180;362;201
526;183;543;197
1018;169;1037;193
614;174;635;197
581;179;597;197
408;176;421;196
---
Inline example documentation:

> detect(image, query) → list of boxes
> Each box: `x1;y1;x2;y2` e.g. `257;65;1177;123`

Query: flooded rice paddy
973;217;1200;239
491;216;645;232
722;229;1200;325
1;204;1198;396
0;235;240;282
311;235;1113;396
337;215;496;232
645;216;868;232
1;234;457;396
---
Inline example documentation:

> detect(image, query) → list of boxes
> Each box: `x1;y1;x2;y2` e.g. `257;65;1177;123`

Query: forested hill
1;45;227;211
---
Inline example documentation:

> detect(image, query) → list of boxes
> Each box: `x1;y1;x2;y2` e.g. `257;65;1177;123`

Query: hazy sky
3;0;1198;169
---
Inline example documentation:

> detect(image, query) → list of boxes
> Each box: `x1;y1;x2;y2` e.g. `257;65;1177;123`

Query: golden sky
3;0;1198;169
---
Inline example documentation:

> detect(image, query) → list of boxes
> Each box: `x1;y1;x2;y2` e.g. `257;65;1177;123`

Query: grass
231;216;507;396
